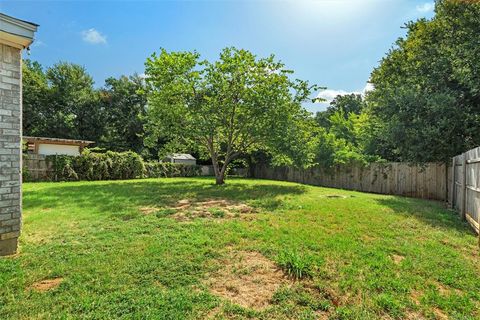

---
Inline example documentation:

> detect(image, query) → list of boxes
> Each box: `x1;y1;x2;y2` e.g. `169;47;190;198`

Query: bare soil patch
206;250;288;310
170;198;255;221
139;207;158;215
29;278;63;292
405;311;426;320
433;307;449;320
320;195;353;199
391;254;405;265
410;290;422;306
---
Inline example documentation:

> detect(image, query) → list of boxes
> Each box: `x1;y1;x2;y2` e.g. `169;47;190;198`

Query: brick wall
0;43;22;256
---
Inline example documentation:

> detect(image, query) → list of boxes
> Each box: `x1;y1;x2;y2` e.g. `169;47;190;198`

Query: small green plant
209;208;225;218
155;208;176;218
276;249;314;279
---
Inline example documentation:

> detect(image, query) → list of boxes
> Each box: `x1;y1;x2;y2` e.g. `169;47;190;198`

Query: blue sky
1;0;434;112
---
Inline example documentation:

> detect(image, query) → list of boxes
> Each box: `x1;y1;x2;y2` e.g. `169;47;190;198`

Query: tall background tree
100;74;147;154
23;61;104;141
366;0;480;162
22;61;151;155
22;60;49;137
144;47;319;184
312;93;379;166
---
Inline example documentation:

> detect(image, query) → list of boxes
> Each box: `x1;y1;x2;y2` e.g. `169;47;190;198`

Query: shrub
50;155;78;181
276;249;314;279
41;150;201;182
47;150;145;181
145;162;201;178
155;208;177;218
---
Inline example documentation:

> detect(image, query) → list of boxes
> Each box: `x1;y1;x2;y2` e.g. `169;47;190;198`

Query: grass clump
276;249;314;279
155;208;177;218
208;208;226;218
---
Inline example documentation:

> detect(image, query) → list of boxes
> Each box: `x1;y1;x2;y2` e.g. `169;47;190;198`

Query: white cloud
416;2;434;13
81;28;107;44
316;83;374;104
317;89;357;103
363;82;374;93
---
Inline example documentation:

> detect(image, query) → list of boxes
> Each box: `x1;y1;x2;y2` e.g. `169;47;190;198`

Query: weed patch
276;249;314;279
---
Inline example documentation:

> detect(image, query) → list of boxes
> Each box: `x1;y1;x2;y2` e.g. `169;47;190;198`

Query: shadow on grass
375;197;475;235
23;178;306;214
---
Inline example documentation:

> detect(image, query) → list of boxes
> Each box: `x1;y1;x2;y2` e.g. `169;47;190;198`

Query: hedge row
145;162;201;178
24;149;202;182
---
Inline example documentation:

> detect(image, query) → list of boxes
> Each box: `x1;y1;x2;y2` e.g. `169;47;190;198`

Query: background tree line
313;0;480;165
22;60;158;158
22;0;480;168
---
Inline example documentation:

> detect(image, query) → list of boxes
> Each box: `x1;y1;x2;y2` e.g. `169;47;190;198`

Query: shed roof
23;136;94;146
167;153;196;160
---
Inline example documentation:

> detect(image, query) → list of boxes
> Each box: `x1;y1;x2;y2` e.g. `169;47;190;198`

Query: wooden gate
451;147;480;234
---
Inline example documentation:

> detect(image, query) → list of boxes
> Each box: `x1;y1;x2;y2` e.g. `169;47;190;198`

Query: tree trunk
211;159;225;185
215;171;225;185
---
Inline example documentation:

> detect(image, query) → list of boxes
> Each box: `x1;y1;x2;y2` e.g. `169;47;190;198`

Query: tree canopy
367;0;480;162
21;0;480;172
144;47;319;184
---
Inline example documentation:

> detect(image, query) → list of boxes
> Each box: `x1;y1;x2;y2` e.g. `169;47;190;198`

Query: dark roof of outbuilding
23;136;94;145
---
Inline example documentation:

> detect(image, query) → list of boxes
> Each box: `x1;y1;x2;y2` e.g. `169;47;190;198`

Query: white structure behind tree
164;153;197;165
24;136;94;156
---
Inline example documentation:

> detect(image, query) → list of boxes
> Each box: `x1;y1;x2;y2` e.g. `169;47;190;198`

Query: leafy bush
23;149;201;181
145;162;201;178
40;149;201;182
47;150;145;181
50;155;79;181
276;249;314;279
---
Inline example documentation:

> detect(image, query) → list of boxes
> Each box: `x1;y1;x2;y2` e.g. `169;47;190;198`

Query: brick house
0;13;38;256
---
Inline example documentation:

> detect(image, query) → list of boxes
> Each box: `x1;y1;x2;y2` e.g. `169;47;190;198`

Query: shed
23;136;94;156
164;153;196;165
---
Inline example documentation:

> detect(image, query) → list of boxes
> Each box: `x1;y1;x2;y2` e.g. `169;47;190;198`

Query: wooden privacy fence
451;147;480;234
253;162;450;201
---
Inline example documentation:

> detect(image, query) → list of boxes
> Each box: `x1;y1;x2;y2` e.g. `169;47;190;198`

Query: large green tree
46;62;103;140
144;47;319;184
367;0;480;162
100;74;147;153
23;61;104;142
315;93;364;129
22;60;49;137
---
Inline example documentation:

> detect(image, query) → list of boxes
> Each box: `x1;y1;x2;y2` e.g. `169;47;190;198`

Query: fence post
461;153;467;221
450;158;455;208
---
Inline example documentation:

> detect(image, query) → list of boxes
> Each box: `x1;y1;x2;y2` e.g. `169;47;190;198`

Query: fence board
448;147;480;236
254;162;448;201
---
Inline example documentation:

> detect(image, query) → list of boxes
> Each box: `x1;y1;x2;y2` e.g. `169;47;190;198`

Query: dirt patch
29;278;63;292
410;290;422;305
433;307;449;320
433;281;463;296
206;250;288;310
139;207;158;215
170;198;255;221
391;254;405;265
314;310;331;320
405;310;426;320
321;195;351;199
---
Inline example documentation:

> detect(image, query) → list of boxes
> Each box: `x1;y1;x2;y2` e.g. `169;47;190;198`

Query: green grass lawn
1;177;479;319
